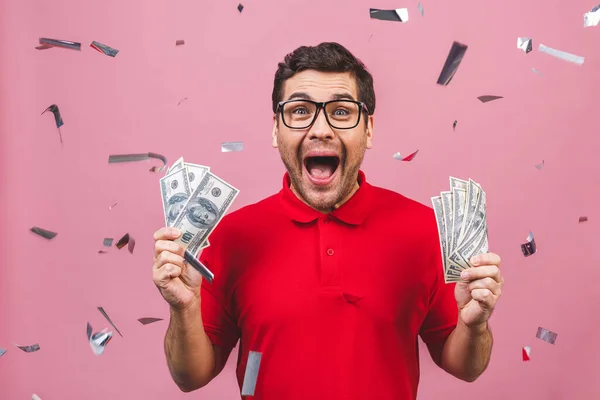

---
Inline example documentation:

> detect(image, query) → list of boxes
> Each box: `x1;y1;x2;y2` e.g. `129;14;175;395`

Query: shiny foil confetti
369;8;409;22
0;348;6;356
417;2;424;16
241;351;263;396
221;141;244;152
538;43;585;66
88;323;113;355
98;307;123;337
237;3;243;12
137;317;164;325
115;233;135;254
178;97;188;105
535;160;544;170
531;68;543;76
90;41;119;57
393;150;419;162
536;327;557;344
16;344;40;353
32;395;42;400
109;202;118;210
477;95;503;103
584;5;600;27
517;37;533;53
41;104;64;143
176;40;185;46
38;38;81;51
522;346;531;361
521;231;536;257
579;216;588;223
436;41;468;85
108;152;168;172
103;238;113;247
453;120;458;131
31;226;58;240
184;250;214;283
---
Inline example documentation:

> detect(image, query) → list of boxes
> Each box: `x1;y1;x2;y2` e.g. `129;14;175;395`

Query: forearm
440;319;493;382
164;299;215;392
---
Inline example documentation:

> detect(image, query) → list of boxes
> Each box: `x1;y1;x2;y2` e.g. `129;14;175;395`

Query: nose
307;107;334;141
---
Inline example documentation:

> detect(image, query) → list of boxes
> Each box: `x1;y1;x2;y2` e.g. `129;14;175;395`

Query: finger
154;251;185;271
153;263;182;287
153;227;182;242
154;239;185;259
470;252;501;267
470;288;497;309
460;265;501;282
468;277;501;296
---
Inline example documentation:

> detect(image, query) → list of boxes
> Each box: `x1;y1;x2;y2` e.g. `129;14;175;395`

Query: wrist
459;319;488;336
170;297;200;315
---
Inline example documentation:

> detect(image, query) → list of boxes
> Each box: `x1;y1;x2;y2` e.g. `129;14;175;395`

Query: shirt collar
279;170;372;226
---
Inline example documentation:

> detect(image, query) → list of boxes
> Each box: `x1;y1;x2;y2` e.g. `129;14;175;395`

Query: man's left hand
455;252;504;329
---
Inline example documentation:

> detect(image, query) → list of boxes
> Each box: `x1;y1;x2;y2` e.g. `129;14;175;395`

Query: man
152;42;504;399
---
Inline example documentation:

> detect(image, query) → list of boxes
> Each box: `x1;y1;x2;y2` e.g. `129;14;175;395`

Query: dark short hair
272;42;375;116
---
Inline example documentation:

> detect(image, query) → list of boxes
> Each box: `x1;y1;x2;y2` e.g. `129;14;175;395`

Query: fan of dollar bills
431;177;488;283
159;157;240;282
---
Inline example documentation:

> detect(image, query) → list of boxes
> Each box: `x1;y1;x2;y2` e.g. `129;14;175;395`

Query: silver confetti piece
103;238;113;247
108;152;168;172
436;41;468;85
369;8;409;23
417;2;424;16
31;226;58;239
0;348;6;356
538;43;585;66
521;231;536;257
38;38;81;51
221;141;244;152
241;351;262;396
32;395;42;400
584;5;600;27
536;326;557;344
531;67;542;76
535;160;544;170
90;329;113;355
137;317;164;325
517;37;533;53
16;344;40;353
98;307;123;337
90;41;119;57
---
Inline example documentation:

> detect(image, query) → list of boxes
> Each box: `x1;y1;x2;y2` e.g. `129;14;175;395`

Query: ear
365;114;374;149
272;115;279;148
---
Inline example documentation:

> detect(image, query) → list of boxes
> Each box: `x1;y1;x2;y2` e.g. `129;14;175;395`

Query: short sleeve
199;245;240;352
419;233;459;363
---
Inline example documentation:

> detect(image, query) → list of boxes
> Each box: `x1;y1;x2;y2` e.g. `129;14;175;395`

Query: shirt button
327;248;334;256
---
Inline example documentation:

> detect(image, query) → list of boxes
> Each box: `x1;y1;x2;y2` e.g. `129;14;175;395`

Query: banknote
160;168;192;227
172;172;239;256
185;162;210;193
166;156;184;175
432;177;488;283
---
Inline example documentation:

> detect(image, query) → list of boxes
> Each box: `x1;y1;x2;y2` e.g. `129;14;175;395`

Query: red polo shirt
199;170;458;399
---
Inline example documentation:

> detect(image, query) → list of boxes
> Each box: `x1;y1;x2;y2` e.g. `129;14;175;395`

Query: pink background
1;0;599;398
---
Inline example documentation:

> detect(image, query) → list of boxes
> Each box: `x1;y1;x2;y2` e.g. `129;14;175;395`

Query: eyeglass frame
276;99;370;130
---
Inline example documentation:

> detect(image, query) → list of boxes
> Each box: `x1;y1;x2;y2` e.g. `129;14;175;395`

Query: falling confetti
178;97;188;106
517;37;533;53
453;120;458;131
521;231;536;257
477;95;503;103
108;152;167;172
393;150;419;162
237;3;244;12
369;8;409;23
417;2;424;16
176;40;185;46
584;5;600;27
90;41;119;57
97;307;123;337
538;44;584;65
41;104;64;143
531;68;543;76
522;346;531;361
32;395;42;400
103;238;113;247
436;41;468;85
16;344;40;353
109;202;117;210
536;327;557;344
221;141;244;152
579;216;588;223
115;233;135;254
87;322;113;356
0;348;6;356
30;226;58;240
535;160;544;170
37;38;81;51
241;351;263;396
137;317;164;325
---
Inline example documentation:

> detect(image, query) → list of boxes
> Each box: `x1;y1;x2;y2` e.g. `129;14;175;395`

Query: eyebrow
286;92;357;101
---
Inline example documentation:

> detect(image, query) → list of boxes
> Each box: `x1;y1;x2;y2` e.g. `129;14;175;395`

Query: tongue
309;163;334;179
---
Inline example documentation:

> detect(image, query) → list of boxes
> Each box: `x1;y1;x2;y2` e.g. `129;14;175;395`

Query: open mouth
304;156;340;183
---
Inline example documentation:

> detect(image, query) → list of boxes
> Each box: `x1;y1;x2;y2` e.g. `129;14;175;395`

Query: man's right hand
153;227;203;310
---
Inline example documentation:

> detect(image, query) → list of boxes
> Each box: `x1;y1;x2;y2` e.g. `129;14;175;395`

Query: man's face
272;70;374;213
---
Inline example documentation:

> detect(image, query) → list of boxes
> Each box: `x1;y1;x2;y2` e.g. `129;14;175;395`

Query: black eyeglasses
277;99;369;130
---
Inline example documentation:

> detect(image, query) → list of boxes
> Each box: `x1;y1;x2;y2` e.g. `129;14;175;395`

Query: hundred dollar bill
431;196;448;276
440;192;453;268
160;168;192;227
172;172;239;255
450;187;467;253
185;162;210;193
452;190;488;268
458;179;482;244
166;156;185;175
